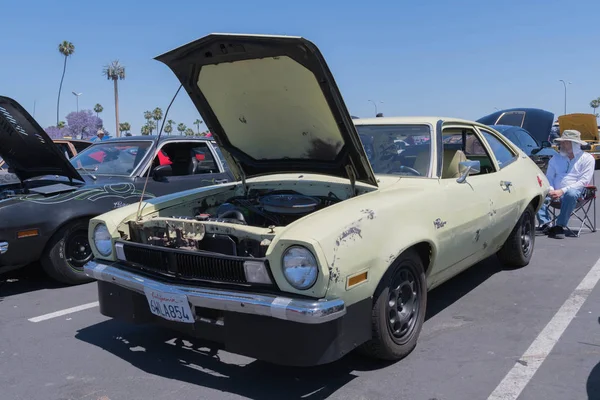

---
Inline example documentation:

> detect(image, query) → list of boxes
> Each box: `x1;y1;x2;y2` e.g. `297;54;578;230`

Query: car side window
153;142;220;176
515;130;538;155
479;129;518;169
441;128;497;177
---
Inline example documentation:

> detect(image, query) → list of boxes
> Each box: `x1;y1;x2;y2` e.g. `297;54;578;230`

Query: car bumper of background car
0;236;45;271
85;260;372;366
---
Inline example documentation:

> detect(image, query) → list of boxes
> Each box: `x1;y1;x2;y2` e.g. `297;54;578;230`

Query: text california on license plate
143;288;194;324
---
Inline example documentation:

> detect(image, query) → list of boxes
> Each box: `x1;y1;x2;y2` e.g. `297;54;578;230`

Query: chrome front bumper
84;260;346;324
0;242;8;254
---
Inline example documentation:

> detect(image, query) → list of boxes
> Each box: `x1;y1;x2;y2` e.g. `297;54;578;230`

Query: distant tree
164;119;174;135
147;120;156;134
194;118;203;134
177;123;186;135
57;121;66;129
591;98;600;117
94;103;104;119
64;110;103;139
152;108;163;133
56;40;75;125
119;122;131;135
45;126;63;139
102;60;126;137
141;124;151;135
184;128;195;136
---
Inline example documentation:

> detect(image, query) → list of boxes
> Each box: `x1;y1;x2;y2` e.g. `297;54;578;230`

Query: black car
490;124;557;173
0;95;233;284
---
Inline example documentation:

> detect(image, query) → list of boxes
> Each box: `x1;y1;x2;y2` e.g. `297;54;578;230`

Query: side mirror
541;141;552;148
152;164;172;181
457;160;480;183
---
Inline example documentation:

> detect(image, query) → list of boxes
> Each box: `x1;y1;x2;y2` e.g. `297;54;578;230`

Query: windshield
356;124;432;177
69;141;153;176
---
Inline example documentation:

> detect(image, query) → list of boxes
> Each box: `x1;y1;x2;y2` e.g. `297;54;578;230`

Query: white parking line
28;301;99;323
487;256;600;400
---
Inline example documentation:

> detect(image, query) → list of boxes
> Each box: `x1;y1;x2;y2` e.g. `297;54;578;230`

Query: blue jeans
537;188;585;227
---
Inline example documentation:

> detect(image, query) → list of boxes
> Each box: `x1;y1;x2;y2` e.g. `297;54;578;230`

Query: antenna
135;84;183;221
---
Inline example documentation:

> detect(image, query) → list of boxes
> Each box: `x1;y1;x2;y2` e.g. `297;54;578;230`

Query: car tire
496;204;535;267
41;219;95;285
359;249;427;361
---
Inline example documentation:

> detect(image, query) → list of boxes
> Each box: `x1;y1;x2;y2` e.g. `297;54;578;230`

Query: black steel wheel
41;219;95;285
386;267;421;344
359;248;427;361
497;203;536;267
64;230;93;270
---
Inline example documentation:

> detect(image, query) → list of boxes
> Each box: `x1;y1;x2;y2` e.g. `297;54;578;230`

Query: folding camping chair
548;176;597;237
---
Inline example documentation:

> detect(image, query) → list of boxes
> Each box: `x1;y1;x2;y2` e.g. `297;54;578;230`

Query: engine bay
127;189;344;258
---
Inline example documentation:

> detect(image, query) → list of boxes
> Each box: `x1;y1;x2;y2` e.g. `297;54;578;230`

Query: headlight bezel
93;223;113;257
281;245;319;290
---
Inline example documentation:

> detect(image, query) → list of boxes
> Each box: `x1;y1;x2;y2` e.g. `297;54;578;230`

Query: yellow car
83;33;550;367
553;113;600;162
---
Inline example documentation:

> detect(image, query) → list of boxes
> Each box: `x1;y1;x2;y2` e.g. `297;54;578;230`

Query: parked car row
1;33;556;368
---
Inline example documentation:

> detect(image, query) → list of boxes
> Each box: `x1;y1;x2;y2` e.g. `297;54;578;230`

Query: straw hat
555;129;587;145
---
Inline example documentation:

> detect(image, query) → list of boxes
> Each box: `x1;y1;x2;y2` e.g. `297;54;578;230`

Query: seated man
537;130;595;239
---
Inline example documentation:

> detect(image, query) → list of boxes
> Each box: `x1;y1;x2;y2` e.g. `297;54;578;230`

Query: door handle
214;179;229;184
500;181;512;191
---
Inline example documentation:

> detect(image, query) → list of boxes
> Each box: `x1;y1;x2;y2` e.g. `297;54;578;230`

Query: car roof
99;135;216;144
353;116;488;127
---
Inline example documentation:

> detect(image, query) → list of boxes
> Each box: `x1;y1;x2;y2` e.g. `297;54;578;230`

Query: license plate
144;288;194;324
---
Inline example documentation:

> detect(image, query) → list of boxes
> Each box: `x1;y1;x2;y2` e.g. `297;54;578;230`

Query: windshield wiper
75;166;97;181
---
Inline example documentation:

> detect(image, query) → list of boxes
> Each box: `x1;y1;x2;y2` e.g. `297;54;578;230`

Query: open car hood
558;113;599;142
477;108;554;144
155;33;377;188
0;96;84;183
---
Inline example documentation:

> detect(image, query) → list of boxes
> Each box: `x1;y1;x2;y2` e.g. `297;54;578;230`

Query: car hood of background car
0;96;84;183
154;33;378;188
557;113;599;142
477;108;554;144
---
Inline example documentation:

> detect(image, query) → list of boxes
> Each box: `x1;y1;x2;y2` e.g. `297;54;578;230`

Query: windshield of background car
69;141;153;176
356;124;432;177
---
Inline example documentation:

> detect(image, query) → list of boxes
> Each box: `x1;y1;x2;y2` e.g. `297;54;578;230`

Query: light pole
559;80;571;115
72;91;82;112
368;100;383;116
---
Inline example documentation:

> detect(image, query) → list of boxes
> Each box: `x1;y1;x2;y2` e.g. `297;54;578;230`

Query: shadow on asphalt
74;254;506;399
586;318;600;400
0;263;68;301
588;360;600;400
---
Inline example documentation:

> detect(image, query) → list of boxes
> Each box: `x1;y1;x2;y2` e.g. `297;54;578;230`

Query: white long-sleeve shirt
545;150;595;192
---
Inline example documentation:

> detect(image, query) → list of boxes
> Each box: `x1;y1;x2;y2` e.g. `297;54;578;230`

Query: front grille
121;242;248;284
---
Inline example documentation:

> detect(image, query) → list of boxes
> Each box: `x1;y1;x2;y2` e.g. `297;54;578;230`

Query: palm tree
102;60;126;137
152;107;163;134
94;103;104;118
56;41;75;125
591;98;600;118
119;122;131;135
143;111;152;134
185;128;195;136
194;119;203;134
177;123;186;135
141;124;151;135
165;119;174;136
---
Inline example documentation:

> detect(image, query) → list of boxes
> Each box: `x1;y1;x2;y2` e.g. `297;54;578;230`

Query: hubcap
65;231;93;269
521;212;533;257
386;267;420;343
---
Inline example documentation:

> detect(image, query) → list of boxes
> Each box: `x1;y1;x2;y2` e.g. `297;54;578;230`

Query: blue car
490;125;557;173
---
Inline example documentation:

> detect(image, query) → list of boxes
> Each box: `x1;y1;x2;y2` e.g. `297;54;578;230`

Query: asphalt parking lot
2;174;600;400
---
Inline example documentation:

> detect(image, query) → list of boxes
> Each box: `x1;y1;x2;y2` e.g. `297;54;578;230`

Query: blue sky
2;0;599;136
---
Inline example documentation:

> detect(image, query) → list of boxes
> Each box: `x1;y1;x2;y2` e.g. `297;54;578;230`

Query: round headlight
93;223;112;257
282;246;318;290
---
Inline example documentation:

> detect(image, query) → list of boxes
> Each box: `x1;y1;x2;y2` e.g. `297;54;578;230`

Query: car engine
128;189;342;258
